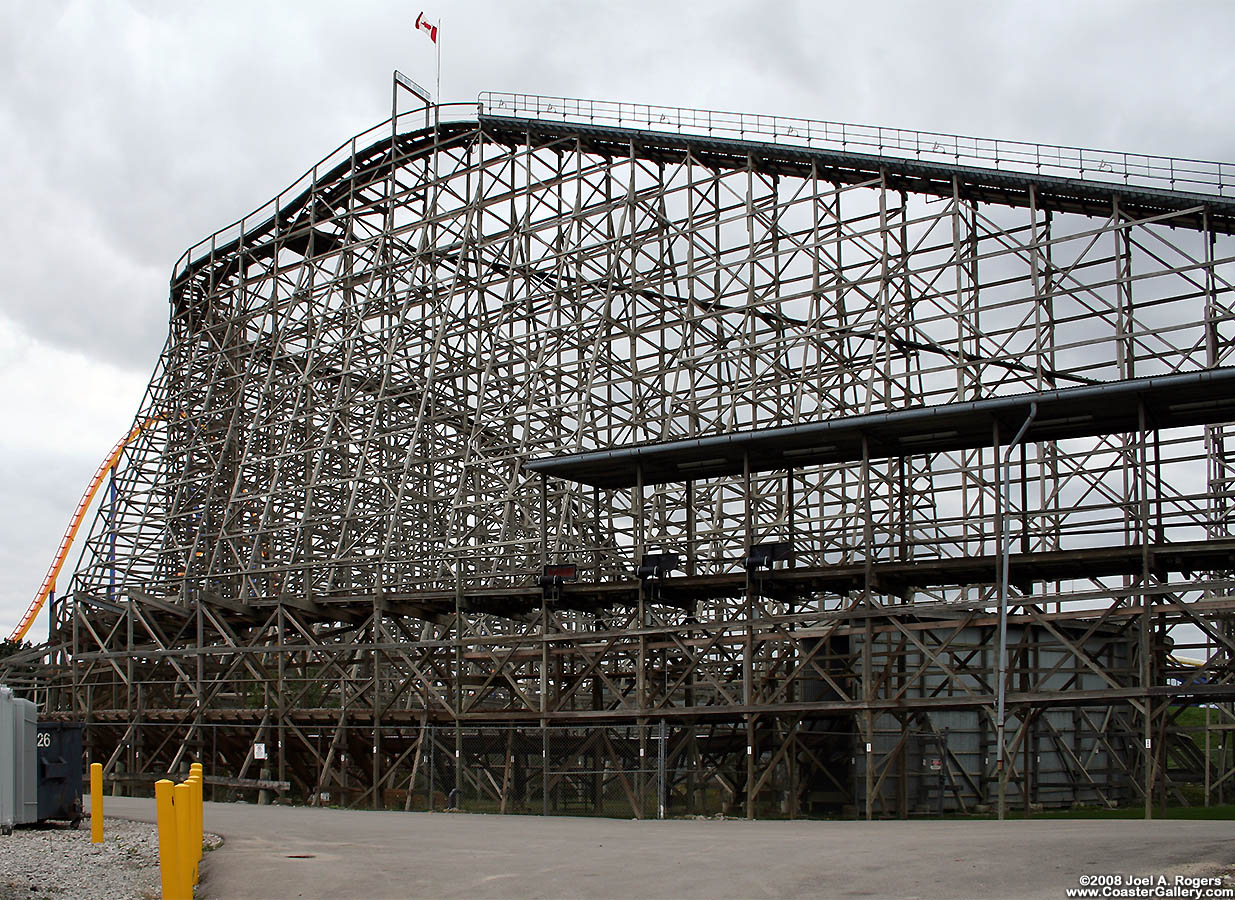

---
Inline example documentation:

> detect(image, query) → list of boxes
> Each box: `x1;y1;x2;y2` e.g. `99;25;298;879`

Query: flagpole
435;17;442;126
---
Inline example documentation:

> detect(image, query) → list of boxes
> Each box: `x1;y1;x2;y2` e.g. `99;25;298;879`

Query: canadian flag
415;12;438;44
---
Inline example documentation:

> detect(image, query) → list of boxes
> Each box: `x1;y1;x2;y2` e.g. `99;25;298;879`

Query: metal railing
171;92;1235;287
170;101;482;284
480;91;1235;199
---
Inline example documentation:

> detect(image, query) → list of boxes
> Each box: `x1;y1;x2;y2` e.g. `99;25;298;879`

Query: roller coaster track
7;418;160;642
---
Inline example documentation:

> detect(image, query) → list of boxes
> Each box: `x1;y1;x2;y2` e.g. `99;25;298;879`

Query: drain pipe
996;402;1036;821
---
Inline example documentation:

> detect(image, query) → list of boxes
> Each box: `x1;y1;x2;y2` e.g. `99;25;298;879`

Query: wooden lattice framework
9;92;1235;818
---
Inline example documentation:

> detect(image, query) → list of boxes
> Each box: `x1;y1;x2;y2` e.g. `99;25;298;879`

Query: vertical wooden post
1139;400;1155;819
743;452;756;819
860;436;875;821
635;464;647;819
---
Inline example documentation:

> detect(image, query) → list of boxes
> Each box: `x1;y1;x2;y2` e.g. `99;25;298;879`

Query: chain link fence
86;711;1167;818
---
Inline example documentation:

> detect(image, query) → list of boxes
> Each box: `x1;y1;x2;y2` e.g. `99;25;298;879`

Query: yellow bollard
187;775;202;879
190;763;204;867
155;779;185;900
89;762;103;843
174;781;195;895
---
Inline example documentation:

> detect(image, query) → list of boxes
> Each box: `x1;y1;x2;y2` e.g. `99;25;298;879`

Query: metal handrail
170;101;482;284
171;91;1235;288
479;91;1234;200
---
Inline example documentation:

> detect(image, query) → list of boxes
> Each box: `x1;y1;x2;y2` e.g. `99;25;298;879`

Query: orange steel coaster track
8;418;162;643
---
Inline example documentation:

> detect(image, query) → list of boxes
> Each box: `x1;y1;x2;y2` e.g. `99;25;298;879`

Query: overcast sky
2;0;1233;637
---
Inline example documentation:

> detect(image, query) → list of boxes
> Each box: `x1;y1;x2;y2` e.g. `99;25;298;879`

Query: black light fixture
637;552;681;580
743;541;793;571
537;563;578;589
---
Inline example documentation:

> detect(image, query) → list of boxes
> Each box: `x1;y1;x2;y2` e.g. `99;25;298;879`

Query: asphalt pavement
94;796;1235;900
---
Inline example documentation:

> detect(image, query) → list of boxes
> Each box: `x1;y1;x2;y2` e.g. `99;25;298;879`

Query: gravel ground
0;818;221;900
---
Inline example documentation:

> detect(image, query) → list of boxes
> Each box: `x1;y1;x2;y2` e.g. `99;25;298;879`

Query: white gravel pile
0;818;219;900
